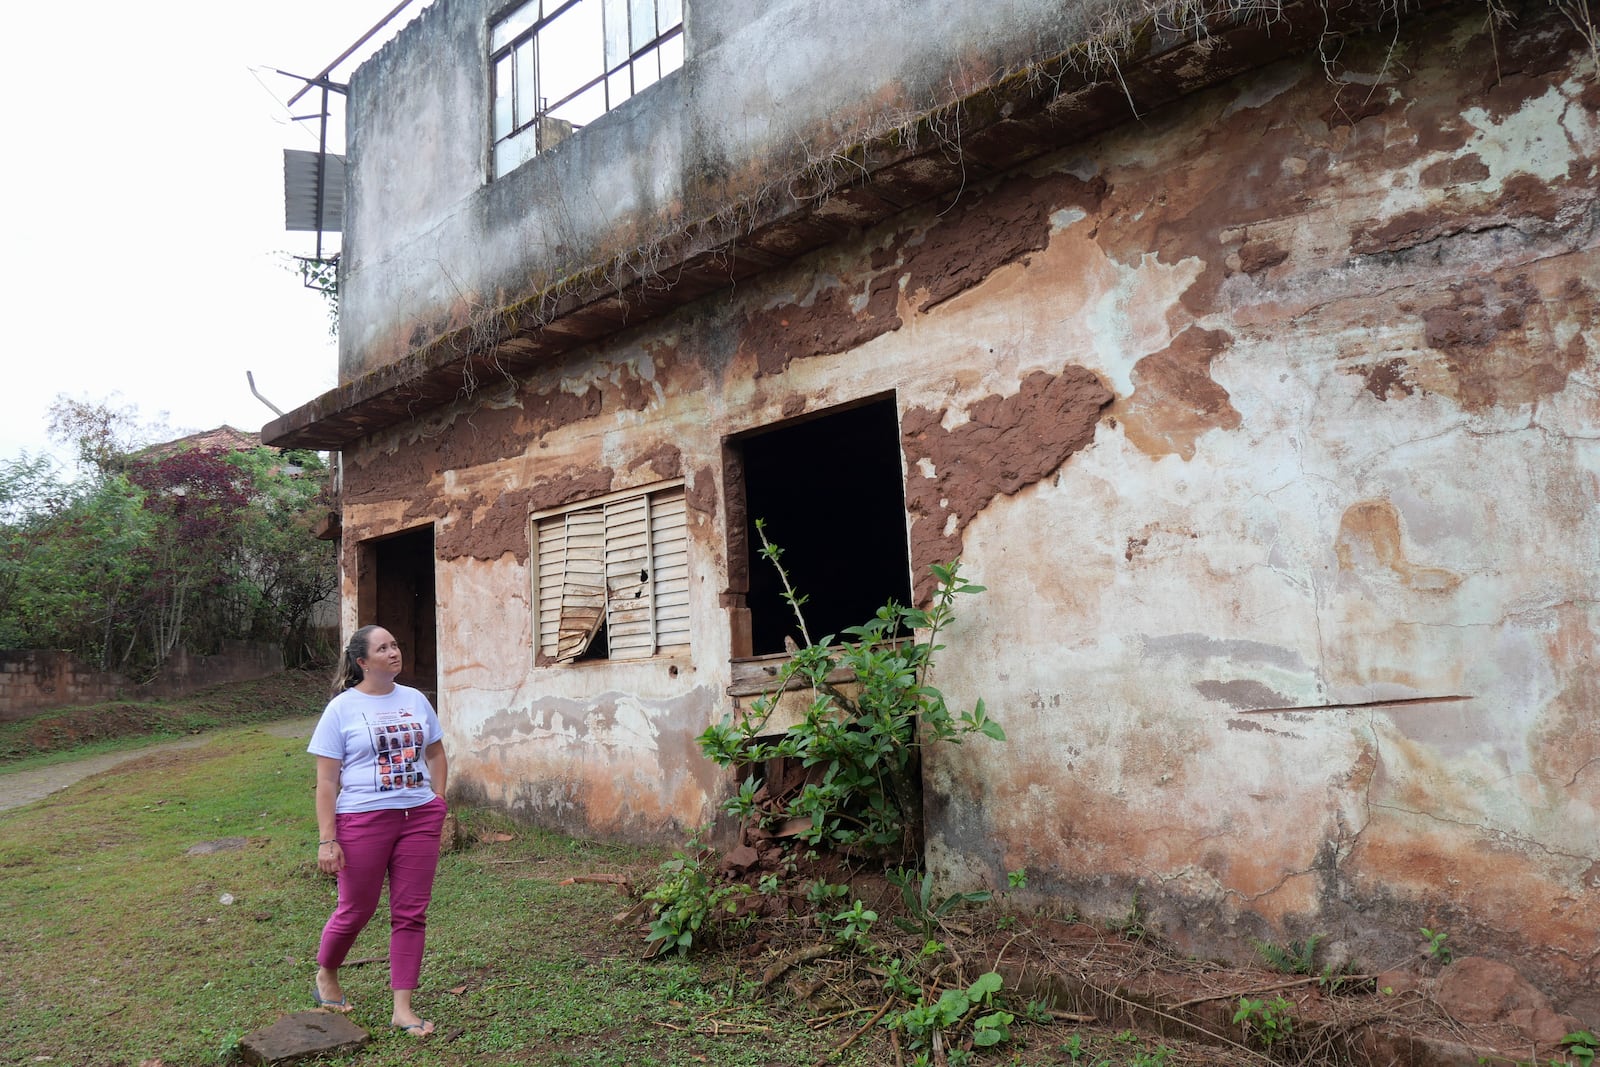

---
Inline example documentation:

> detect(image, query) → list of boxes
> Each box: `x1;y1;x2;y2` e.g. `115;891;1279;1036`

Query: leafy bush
643;833;746;956
698;522;1003;860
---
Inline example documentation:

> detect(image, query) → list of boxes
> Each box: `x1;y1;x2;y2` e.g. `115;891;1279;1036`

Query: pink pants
317;795;447;990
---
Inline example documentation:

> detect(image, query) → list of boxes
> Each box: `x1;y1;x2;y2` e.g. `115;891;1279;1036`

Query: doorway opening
357;525;438;706
726;396;912;658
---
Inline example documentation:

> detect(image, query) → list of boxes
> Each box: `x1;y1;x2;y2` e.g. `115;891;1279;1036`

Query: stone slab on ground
238;1010;369;1066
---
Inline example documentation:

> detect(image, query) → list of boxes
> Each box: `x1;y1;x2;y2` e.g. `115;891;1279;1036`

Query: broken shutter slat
553;507;607;661
604;492;655;660
533;482;689;664
651;488;689;652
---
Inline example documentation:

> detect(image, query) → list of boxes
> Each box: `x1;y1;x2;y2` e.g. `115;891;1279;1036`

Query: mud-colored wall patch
901;172;1108;311
1117;327;1241;460
1335;500;1462;593
1417;275;1593;412
902;364;1111;601
742;270;902;377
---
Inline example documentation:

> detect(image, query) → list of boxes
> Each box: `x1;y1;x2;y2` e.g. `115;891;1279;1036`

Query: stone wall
0;642;285;722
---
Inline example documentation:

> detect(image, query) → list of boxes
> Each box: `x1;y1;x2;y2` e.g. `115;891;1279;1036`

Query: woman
309;624;448;1038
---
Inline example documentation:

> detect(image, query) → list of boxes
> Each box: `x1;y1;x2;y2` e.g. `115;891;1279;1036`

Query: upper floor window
491;0;684;178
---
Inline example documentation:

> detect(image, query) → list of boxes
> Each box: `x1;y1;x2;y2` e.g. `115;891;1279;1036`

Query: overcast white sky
2;1;434;467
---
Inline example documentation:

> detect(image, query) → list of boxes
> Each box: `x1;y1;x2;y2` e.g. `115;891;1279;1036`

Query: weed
1421;927;1454;965
1563;1030;1599;1067
1254;932;1324;975
1116;889;1149;941
831;898;878;946
805;879;851;906
1007;867;1028;890
644;832;746;955
698;535;1001;861
888;971;1012;1054
889;866;993;938
1233;995;1297;1049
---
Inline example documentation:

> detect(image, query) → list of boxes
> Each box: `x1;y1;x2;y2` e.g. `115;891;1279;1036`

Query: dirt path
0;717;318;814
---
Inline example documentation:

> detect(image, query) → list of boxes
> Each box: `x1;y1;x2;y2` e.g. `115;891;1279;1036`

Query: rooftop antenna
279;1;418;266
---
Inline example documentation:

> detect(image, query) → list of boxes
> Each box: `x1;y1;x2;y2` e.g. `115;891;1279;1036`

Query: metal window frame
490;0;683;158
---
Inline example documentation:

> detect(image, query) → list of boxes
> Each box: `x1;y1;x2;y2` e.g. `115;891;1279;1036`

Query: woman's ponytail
330;624;380;696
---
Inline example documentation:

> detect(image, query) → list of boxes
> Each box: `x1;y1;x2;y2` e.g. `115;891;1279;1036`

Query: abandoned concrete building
262;0;1599;1013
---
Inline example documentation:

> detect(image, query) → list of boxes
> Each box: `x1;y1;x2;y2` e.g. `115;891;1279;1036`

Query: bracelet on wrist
318;839;338;846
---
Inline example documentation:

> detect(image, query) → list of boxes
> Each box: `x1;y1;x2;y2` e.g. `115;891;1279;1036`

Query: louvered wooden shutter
534;485;689;662
603;487;690;659
535;504;606;662
650;488;690;652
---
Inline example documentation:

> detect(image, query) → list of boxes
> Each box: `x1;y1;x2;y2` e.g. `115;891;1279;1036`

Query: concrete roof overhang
263;0;1446;451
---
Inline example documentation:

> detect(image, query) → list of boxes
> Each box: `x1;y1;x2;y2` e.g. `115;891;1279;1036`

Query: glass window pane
514;41;538;127
632;49;659;94
537;0;604;108
629;0;655;53
658;0;682;33
659;30;682;76
602;0;629;70
493;54;515;138
548;81;607;130
607;68;631;109
491;0;541;51
495;126;539;178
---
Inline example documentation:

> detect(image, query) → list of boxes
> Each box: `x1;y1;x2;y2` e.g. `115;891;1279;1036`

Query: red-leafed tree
124;449;255;663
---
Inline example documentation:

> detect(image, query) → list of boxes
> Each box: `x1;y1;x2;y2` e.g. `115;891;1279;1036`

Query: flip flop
393;1021;434;1038
312;986;353;1013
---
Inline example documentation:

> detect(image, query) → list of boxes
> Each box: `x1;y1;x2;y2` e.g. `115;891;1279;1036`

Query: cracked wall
334;1;1597;1010
919;7;1599;1014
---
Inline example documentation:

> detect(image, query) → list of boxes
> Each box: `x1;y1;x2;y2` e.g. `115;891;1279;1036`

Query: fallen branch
1170;973;1375;1009
813;998;894;1067
762;942;838;988
652;1020;771;1035
809;1006;878;1029
560;872;633;896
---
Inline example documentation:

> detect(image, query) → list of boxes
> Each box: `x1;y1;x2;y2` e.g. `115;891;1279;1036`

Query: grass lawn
0;670;330;772
0;723;896;1067
8;687;1449;1067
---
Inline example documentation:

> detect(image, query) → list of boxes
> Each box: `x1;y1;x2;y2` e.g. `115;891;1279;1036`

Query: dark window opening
731;396;912;657
575;617;609;661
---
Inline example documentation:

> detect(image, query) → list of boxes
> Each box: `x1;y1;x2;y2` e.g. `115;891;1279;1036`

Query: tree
124;448;254;664
3;399;337;675
228;447;337;666
47;394;156;475
0;457;153;667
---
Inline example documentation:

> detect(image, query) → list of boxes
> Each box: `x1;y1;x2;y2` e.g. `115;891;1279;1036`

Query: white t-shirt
308;684;444;814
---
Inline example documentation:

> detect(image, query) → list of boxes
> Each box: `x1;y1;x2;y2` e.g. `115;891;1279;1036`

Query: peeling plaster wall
909;14;1600;1013
336;2;1598;1010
